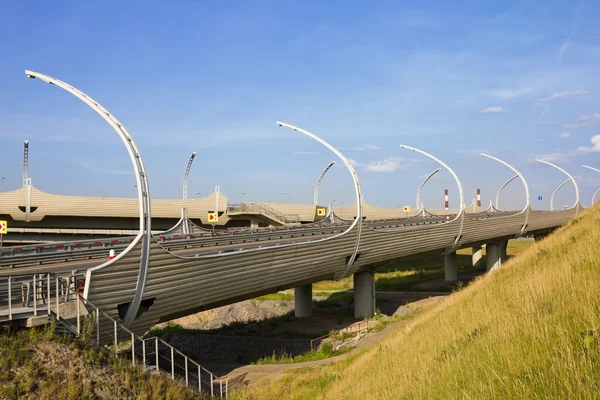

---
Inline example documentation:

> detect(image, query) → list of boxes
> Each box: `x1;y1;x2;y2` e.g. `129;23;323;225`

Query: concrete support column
486;242;501;271
499;240;508;262
294;284;313;318
354;271;375;319
472;246;483;268
444;252;458;281
250;218;260;228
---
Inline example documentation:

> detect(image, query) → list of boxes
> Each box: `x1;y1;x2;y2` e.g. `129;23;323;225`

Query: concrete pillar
354;271;375;319
294;284;312;318
486;242;501;271
472;246;483;268
499;240;508;262
444;252;458;281
250;218;260;228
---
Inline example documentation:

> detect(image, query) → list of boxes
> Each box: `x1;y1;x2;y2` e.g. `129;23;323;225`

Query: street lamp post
26;70;152;328
182;152;196;200
278;122;363;279
550;179;573;211
314;161;336;205
495;174;519;210
0;176;4;192
480;154;530;236
400;145;464;250
582;165;600;206
536;160;579;216
240;192;246;203
292;183;299;204
415;168;440;209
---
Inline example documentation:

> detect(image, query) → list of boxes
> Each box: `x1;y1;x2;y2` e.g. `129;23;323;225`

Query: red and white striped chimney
444;189;449;210
477;188;481;207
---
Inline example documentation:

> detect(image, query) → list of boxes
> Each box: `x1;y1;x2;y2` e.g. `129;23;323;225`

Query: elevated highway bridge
0;70;588;341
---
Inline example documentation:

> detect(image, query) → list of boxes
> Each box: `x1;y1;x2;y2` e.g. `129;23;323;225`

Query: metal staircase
229;202;300;224
1;271;229;397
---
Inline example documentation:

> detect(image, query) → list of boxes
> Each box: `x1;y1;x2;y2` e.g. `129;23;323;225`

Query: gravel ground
158;298;297;331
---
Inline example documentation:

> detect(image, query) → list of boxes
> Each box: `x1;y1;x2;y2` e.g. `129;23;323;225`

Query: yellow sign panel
0;220;6;234
207;212;218;223
403;206;411;212
317;208;326;216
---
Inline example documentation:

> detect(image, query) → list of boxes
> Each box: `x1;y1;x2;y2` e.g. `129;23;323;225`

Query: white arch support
26;70;152;328
593;188;600;205
550;178;573;211
537;159;580;216
155;124;365;280
279;122;363;277
182;152;197;200
314;161;336;205
401;145;464;250
495;174;518;210
415;168;440;209
582;165;600;206
481;154;530;236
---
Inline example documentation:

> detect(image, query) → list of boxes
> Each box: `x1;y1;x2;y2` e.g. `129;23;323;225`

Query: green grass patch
251;341;348;365
255;292;294;301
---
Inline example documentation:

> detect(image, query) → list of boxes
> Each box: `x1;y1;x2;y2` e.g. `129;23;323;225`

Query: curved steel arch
593;188;600;205
400;145;464;250
314;161;336;205
537;159;580;216
415;168;440;209
495;174;518;210
182;151;197;200
156;123;364;280
26;70;152;328
550;178;572;211
481;154;530;236
280;122;362;277
583;165;600;205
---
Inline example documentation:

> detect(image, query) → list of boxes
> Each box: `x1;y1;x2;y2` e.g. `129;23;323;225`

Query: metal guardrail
0;271;228;397
0;211;523;269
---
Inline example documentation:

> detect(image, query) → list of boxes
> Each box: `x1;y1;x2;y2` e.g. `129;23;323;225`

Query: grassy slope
236;206;600;399
0;323;204;400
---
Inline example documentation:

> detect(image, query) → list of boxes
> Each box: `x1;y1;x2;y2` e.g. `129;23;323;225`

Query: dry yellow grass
235;206;600;399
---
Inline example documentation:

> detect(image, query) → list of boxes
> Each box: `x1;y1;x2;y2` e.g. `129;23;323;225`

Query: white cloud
487;88;535;100
480;106;506;114
576;134;600;153
533;134;600;163
533;90;590;106
564;113;600;129
559;132;571;138
365;156;412;173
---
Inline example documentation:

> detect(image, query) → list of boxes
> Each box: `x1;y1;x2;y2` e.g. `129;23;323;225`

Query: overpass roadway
3;69;582;337
0;206;575;334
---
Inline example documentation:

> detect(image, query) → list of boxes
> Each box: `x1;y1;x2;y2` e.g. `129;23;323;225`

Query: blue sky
1;0;600;210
